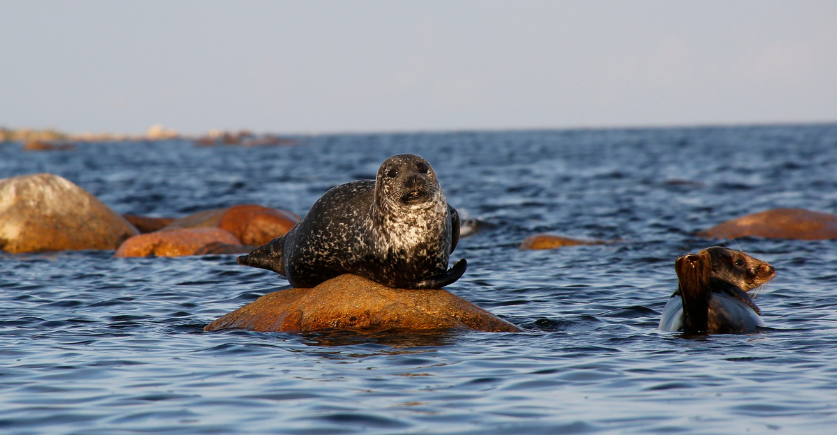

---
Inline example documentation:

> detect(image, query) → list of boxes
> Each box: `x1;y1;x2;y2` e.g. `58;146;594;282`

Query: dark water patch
0;316;44;327
242;392;324;401
644;381;696;391
309;412;412;429
0;412;105;430
602;306;658;319
132;393;199;402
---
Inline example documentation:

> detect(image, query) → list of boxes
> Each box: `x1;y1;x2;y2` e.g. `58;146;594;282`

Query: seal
237;154;466;289
659;246;775;333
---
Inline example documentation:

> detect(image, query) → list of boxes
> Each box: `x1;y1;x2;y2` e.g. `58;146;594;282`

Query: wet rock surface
520;233;603;250
217;204;299;246
114;227;241;257
122;214;175;233
698;208;837;240
205;274;522;333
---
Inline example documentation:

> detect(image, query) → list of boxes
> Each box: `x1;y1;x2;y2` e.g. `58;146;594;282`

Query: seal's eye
734;259;745;267
416;162;429;174
386;168;398;178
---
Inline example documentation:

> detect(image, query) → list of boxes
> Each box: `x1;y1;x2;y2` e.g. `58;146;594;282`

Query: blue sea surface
2;124;837;434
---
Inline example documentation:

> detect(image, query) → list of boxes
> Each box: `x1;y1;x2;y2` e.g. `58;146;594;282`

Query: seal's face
704;247;776;291
375;154;441;209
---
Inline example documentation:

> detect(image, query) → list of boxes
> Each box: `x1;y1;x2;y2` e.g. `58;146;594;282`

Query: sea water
2;124;837;434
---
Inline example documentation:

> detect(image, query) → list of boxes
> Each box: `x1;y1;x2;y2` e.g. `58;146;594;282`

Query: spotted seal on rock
237;154;466;289
659;246;775;333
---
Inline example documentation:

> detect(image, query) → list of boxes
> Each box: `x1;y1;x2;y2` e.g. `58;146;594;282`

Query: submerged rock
115;227;241;258
0;173;139;253
217;204;300;246
194;241;255;255
698;208;837;240
520;234;603;250
161;208;228;230
118;205;298;256
122;214;175;233
204;274;522;333
23;140;76;151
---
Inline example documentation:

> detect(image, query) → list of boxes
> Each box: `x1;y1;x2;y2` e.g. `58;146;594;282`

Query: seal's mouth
400;190;428;205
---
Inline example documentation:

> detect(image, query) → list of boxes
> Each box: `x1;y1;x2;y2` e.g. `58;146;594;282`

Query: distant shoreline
0;126;299;149
0;125;182;143
4;120;837;144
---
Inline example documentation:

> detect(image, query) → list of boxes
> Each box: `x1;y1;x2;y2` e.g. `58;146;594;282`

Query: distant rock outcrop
204;274;522;333
520;234;603;250
22;140;76;151
193;130;297;147
0;173;139;253
114;228;241;258
698;208;837;240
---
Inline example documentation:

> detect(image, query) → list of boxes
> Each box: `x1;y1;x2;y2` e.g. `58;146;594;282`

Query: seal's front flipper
237;236;287;276
449;205;460;254
413;258;468;289
676;251;711;333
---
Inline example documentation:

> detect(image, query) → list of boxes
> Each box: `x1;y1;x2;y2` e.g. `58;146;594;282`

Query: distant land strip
1;126;299;149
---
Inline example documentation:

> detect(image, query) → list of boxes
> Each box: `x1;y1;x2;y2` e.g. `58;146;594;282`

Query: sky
2;1;836;135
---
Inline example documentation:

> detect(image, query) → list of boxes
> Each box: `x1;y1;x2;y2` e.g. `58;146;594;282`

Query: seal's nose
759;264;776;277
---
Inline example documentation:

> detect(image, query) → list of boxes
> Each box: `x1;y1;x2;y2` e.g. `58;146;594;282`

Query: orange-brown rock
221;133;240;145
194;241;255;255
204;274;522;333
520;234;603;250
122;214;175;233
217;204;300;246
239;136;298;147
0;173;139;253
194;137;218;147
161;208;227;230
115;228;241;258
698;208;837;240
23;140;76;151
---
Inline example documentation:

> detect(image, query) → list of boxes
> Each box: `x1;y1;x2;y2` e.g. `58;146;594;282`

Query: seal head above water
659;247;775;334
238;154;465;289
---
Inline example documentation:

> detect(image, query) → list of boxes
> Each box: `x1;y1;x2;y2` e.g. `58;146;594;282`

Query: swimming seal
659;247;775;333
237;154;466;289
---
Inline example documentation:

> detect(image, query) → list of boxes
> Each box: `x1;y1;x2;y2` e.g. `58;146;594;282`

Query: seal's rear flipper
676;251;712;333
413;258;467;289
237;236;287;276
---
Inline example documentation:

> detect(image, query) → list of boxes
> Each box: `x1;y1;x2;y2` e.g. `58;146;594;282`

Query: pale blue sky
2;1;836;135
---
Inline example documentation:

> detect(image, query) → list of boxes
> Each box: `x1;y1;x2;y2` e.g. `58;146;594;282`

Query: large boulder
217;204;300;246
698;208;837;240
205;274;522;333
520;234;602;250
114;227;241;258
0;173;139;253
